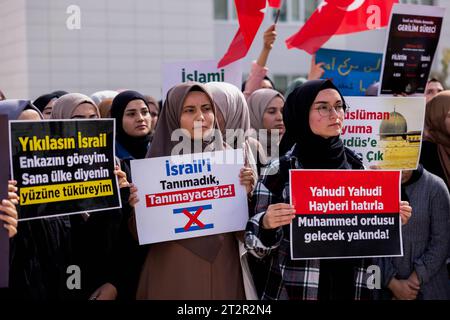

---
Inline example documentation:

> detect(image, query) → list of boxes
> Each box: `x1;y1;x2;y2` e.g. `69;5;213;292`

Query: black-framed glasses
314;103;347;117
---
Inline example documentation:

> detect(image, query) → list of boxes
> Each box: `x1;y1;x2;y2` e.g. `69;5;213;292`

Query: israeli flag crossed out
173;204;214;233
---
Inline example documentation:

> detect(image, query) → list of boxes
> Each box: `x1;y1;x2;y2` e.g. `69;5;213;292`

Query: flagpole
273;9;281;25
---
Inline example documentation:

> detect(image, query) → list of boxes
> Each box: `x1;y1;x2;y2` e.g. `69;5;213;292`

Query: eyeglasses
314;103;346;117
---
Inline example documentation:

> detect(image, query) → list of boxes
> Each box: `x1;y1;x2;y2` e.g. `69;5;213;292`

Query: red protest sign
291;170;399;215
290;170;402;260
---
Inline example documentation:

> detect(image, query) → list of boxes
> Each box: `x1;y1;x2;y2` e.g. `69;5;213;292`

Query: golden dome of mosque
379;112;407;137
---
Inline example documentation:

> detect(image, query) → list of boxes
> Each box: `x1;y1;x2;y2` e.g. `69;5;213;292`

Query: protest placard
290;170;402;260
316;48;382;96
379;4;445;95
162;59;242;100
131;149;248;245
342;96;425;169
9;119;121;220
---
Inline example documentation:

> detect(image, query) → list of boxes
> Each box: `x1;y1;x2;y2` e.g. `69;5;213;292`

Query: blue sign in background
316;48;383;96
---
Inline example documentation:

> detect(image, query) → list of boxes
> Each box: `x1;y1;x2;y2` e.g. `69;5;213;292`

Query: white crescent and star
318;0;366;13
337;0;366;11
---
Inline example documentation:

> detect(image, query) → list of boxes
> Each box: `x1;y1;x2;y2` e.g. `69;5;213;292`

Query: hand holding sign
114;165;130;189
308;54;325;81
8;180;19;206
399;201;412;225
262;203;296;229
0;183;19;238
239;167;256;195
128;183;139;207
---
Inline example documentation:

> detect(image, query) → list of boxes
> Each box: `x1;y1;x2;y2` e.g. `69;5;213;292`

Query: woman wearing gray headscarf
247;88;285;162
51;93;138;300
131;82;256;299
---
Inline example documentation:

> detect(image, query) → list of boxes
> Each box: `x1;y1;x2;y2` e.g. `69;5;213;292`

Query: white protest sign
342;96;425;169
162;59;242;100
130;149;249;245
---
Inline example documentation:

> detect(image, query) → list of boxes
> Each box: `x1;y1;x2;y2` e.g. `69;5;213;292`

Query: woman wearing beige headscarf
51;93;100;119
420;91;450;190
131;82;255;300
247;88;285;162
205;82;266;175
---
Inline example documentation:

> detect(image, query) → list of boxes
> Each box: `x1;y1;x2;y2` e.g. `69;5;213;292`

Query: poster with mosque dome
341;96;425;170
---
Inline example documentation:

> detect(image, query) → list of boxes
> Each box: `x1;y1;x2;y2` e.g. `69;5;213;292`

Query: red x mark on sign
182;207;205;231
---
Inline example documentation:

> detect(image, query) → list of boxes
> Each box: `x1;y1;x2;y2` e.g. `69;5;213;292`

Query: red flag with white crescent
286;0;398;54
217;0;282;68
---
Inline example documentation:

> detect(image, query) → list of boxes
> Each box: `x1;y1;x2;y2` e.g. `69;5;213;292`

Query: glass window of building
230;0;237;20
272;0;288;22
215;0;321;23
214;0;228;20
273;75;288;94
304;0;317;21
400;0;434;4
291;0;301;21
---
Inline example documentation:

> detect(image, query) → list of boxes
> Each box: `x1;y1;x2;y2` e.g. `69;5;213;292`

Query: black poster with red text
380;4;444;95
290;170;402;260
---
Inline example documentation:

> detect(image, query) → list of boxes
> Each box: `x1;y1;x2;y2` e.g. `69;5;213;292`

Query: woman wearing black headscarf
244;80;413;300
111;90;153;172
33;90;68;118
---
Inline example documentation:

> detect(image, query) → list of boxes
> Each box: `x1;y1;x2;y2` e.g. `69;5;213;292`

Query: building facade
0;0;449;100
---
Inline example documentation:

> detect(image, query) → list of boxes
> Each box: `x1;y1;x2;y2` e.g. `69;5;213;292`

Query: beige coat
136;233;247;300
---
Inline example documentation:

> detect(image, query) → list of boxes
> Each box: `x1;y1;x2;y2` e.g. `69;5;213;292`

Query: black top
420;140;448;190
111;90;151;160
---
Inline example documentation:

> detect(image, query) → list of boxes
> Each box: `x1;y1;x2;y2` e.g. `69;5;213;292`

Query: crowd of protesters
1;24;450;301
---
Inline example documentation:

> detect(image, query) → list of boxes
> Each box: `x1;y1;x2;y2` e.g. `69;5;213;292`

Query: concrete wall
1;0;214;100
0;0;29;99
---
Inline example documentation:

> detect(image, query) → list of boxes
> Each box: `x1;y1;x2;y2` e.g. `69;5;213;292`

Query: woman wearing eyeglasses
244;79;413;300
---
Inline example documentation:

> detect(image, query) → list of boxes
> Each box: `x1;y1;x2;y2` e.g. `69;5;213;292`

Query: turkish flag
285;0;398;54
268;0;282;8
217;0;266;68
217;0;281;68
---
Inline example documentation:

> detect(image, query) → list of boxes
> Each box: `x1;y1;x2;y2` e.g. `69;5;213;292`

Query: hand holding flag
217;0;282;68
